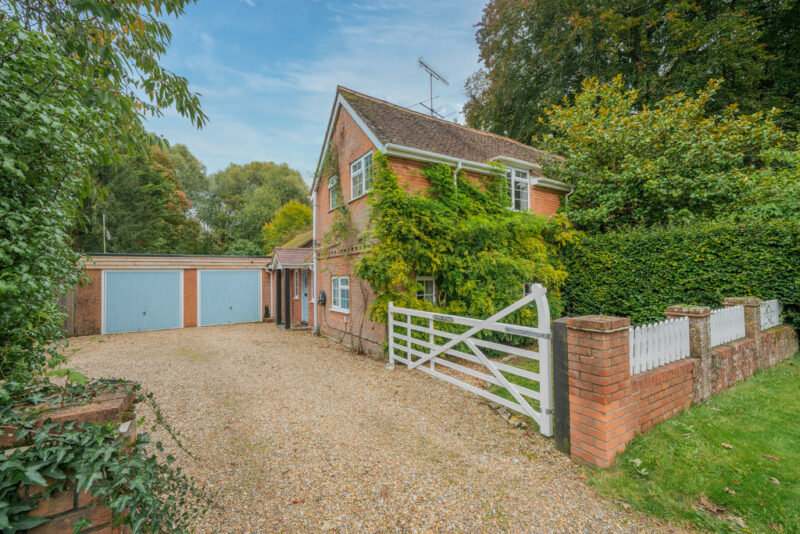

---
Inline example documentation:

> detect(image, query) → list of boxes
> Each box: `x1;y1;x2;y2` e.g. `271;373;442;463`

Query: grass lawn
590;353;800;533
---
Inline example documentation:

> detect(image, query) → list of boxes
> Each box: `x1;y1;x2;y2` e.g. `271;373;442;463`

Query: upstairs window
350;151;374;201
328;175;339;209
506;168;529;211
331;276;350;312
416;275;435;304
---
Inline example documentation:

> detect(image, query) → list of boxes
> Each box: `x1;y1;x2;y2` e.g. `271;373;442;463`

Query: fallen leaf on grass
769;477;780;485
724;487;736;495
721;442;733;449
699;495;725;515
770;522;783;532
764;454;780;462
732;516;747;528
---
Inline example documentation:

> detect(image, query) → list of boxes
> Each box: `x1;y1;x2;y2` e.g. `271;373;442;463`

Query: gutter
383;143;504;176
311;190;319;335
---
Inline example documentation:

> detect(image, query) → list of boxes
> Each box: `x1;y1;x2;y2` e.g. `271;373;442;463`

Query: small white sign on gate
388;285;553;436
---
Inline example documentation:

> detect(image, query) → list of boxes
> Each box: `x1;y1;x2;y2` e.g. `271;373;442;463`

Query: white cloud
147;0;486;176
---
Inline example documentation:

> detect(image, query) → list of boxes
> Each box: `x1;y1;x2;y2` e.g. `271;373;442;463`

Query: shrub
561;217;800;329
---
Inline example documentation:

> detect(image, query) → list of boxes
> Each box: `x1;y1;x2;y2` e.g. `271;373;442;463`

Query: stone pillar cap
666;305;711;317
567;315;630;331
722;297;762;307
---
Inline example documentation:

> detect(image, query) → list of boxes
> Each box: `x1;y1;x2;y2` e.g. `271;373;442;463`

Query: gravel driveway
66;323;677;533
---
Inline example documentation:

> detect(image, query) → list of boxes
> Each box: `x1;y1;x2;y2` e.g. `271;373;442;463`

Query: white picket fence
629;317;690;375
710;306;746;347
760;299;782;330
388;285;554;436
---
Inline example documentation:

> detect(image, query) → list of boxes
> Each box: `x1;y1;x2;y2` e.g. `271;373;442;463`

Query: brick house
308;86;571;354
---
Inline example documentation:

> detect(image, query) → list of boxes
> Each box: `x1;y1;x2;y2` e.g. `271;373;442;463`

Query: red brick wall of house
317;253;383;354
76;270;102;336
531;185;564;216
184;269;197;327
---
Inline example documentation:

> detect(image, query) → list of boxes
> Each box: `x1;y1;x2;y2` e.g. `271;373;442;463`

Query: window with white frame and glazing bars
350;151;373;200
506;168;529;211
328;175;339;209
416;275;435;304
331;276;350;312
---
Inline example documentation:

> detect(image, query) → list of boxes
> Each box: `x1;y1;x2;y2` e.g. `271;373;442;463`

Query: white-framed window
331;276;350;312
294;271;299;299
506;168;529;211
328;175;339;210
523;282;536;296
350;151;374;201
416;275;435;304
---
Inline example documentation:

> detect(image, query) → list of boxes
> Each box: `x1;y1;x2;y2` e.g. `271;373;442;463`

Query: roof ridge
336;86;547;155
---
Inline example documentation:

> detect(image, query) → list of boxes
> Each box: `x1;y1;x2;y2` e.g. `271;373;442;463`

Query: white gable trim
312;92;385;191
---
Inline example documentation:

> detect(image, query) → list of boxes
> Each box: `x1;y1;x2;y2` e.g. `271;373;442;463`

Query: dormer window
506;168;529;211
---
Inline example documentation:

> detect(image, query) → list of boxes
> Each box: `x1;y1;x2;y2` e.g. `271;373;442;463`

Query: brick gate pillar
566;316;635;468
666;305;711;403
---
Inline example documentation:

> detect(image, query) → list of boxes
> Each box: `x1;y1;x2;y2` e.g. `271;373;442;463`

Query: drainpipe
564;185;576;207
453;160;462;190
311;189;319;335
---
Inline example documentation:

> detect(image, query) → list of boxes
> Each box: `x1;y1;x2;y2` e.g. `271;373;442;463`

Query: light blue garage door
199;270;261;326
104;271;182;334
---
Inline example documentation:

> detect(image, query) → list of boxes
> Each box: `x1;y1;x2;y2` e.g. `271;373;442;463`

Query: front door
301;270;309;323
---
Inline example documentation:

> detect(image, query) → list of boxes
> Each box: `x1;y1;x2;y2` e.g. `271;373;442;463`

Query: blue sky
147;0;488;182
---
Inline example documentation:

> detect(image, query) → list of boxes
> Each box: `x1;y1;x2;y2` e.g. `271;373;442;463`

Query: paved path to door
67;323;677;533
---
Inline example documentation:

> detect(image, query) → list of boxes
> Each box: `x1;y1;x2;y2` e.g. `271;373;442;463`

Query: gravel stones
66;324;682;533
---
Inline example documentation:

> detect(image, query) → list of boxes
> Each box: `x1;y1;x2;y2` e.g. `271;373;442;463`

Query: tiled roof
273;248;311;268
281;230;313;248
339;86;556;166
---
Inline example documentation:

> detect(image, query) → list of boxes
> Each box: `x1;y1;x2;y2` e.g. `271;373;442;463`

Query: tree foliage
201;162;309;251
72;145;203;254
354;154;575;325
261;200;312;254
539;77;784;232
0;17;117;380
466;0;800;141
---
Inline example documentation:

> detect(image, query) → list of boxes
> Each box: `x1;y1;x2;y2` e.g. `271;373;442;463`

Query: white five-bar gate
388;284;553;436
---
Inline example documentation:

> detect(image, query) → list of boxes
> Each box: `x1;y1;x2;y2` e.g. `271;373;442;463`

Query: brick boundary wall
5;388;136;533
564;297;798;467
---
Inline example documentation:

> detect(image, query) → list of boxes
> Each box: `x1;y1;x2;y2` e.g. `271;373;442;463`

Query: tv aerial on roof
418;57;449;119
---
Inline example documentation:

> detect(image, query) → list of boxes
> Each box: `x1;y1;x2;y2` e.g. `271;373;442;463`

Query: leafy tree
225;238;262;256
539;77;784;232
168;143;209;206
261;200;312;254
1;0;204;380
466;0;800;141
72;145;202;254
0;18;116;379
739;138;800;219
202;161;308;248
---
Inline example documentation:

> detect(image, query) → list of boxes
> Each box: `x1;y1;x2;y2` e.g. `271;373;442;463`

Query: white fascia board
530;177;574;193
311;92;385;191
490;155;543;170
383;144;504;176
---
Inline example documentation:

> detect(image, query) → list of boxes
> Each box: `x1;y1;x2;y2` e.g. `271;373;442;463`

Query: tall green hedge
561;218;800;329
